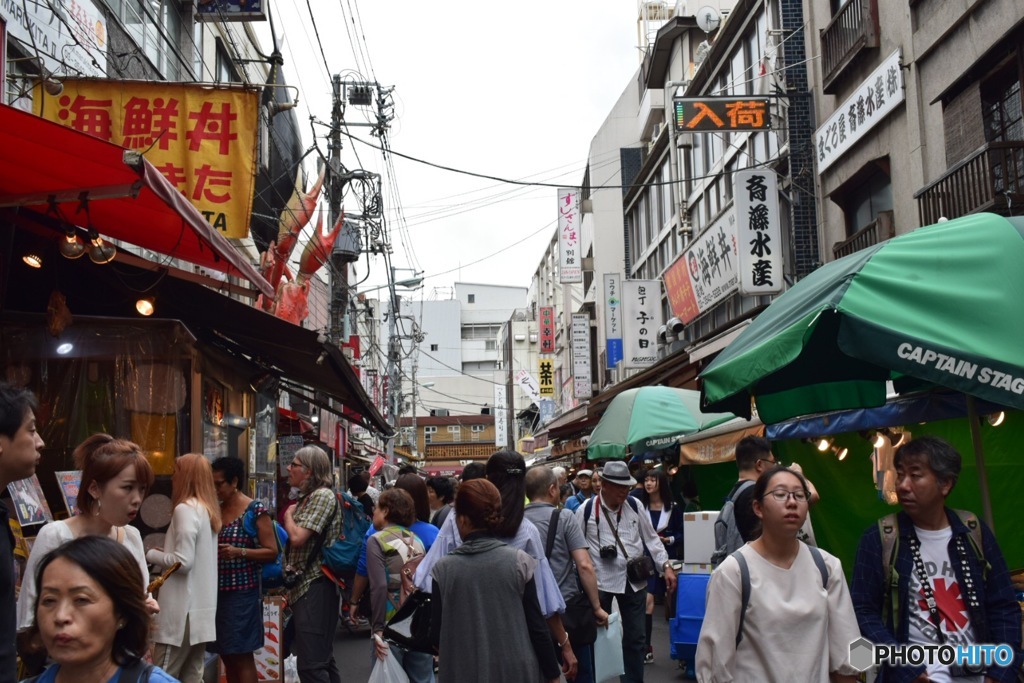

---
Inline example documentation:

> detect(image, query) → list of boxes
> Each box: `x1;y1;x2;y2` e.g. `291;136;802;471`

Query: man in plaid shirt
283;446;344;683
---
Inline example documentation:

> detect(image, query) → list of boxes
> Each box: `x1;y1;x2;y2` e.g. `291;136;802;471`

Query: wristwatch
662;561;673;571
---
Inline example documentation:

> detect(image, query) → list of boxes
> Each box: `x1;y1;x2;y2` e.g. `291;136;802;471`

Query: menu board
55;471;81;516
7;475;53;526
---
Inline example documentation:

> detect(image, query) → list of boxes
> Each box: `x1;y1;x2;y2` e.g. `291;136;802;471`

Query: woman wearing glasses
696;465;860;682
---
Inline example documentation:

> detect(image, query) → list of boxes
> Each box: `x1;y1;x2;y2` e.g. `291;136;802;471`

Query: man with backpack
565;469;594;512
525;466;608;683
710;436;778;565
851;436;1021;682
282;446;344;683
576;462;676;683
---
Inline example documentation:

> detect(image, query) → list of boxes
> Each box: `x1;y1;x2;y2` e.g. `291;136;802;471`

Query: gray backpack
710;480;754;566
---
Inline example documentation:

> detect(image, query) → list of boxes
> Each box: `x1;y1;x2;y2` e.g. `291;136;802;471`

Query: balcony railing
820;0;879;94
915;141;1024;225
832;210;894;259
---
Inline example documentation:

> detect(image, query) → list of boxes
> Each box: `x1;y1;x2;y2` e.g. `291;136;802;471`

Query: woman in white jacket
147;453;222;683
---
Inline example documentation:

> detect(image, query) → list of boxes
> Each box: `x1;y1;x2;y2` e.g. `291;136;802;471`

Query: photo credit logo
848;637;1014;672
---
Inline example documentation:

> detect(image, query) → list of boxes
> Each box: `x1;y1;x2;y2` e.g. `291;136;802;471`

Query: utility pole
328;74;348;345
386;287;402;464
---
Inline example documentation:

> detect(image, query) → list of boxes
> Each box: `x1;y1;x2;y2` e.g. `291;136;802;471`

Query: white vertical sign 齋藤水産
494;383;508;449
734;169;782;295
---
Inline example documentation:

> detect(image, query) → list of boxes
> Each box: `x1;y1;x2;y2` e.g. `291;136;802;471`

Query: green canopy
700;213;1024;424
587;386;734;460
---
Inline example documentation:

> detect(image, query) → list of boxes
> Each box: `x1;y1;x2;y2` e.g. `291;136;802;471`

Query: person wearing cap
564;470;594;512
576;461;676;683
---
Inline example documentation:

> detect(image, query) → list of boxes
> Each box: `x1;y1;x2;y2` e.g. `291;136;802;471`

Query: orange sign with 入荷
34;80;259;239
673;98;771;132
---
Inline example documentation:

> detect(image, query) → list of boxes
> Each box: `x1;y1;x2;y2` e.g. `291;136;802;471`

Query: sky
259;0;646;298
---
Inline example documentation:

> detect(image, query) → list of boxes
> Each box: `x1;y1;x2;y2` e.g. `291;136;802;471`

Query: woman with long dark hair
636;468;684;663
429;479;560;683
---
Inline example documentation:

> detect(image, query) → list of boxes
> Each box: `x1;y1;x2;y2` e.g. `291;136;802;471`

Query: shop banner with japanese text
571;313;592;399
538;359;555;396
603;273;623;369
734;169;782;295
664;209;739;324
558;188;582;283
539;306;555;354
35;80;259;239
620;280;662;368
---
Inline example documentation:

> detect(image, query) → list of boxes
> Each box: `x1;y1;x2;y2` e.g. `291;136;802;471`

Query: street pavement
331;607;697;682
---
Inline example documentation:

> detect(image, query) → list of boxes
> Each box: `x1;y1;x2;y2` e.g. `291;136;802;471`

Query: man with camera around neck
576;461;677;682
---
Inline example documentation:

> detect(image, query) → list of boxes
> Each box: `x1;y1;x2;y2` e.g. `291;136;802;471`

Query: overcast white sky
261;0;645;297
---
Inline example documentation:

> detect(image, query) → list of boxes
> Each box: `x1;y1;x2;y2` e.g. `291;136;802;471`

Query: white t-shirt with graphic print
907;525;982;683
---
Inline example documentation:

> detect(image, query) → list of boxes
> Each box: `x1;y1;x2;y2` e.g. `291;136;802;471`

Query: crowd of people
2;380;1022;683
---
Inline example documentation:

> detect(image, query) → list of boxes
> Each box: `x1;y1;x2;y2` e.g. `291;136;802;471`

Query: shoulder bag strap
302;490;339;571
733;550;750;647
543;508;560;560
807;544;828;588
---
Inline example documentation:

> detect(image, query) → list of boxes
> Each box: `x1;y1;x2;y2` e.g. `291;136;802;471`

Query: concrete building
805;0;1024;257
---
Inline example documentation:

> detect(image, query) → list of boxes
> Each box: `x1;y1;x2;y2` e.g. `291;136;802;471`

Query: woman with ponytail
429;479;560;683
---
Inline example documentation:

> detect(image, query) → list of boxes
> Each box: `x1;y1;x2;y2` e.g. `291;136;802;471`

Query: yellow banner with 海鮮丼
34;80;259;239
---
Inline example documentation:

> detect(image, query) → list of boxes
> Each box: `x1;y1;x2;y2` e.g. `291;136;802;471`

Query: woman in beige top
696;466;861;683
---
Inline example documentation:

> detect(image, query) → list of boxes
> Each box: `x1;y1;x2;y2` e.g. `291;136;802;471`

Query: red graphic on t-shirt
916;578;970;631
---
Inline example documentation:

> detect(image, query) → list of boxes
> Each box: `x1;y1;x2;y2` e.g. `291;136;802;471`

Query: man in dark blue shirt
851;436;1020;682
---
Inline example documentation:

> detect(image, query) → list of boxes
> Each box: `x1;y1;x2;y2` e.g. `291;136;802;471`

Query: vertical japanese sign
557;188;582;283
494;383;508;449
0;0;107;79
539;306;555;354
664;209;739;324
620;280;662;368
35;80;259;239
539;398;556;424
603;273;623;370
734;170;782;295
815;49;904;172
571;313;592;399
514;369;542;404
538;359;555;396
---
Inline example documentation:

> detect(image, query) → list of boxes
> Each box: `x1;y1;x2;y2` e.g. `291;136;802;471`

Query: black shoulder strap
807;544;829;589
543;508;560;560
625;496;640;514
119;657;154;683
583;497;594;526
733;550;749;647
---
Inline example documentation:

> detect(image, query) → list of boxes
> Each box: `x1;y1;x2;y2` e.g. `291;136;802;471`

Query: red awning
0;105;272;297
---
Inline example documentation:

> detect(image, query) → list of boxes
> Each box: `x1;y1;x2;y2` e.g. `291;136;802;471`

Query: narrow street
332;609;696;682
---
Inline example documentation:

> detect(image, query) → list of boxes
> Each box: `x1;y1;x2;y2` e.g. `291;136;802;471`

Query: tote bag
594;611;625;682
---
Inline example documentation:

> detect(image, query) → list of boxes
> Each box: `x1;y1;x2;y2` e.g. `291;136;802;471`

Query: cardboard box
682;511;719;564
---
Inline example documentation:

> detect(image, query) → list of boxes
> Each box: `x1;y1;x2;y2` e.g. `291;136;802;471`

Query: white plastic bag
368;646;410;683
283;654;298;683
594;611;625;682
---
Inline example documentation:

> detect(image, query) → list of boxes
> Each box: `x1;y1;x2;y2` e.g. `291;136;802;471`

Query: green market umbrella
699;213;1024;529
587;386;735;460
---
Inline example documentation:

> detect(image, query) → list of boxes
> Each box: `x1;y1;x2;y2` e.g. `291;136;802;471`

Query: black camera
599;545;617;560
282;566;301;589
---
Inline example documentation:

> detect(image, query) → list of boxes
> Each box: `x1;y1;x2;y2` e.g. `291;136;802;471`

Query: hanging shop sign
538;359;555;396
515;369;542;404
494;383;508;449
35;80;259;239
603;273;623;370
664;208;739;324
0;0;107;79
734;170;782;295
815;49;904;173
196;0;267;22
571;313;592;399
558;188;583;283
539;306;555;354
620;280;662;368
673;97;770;132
